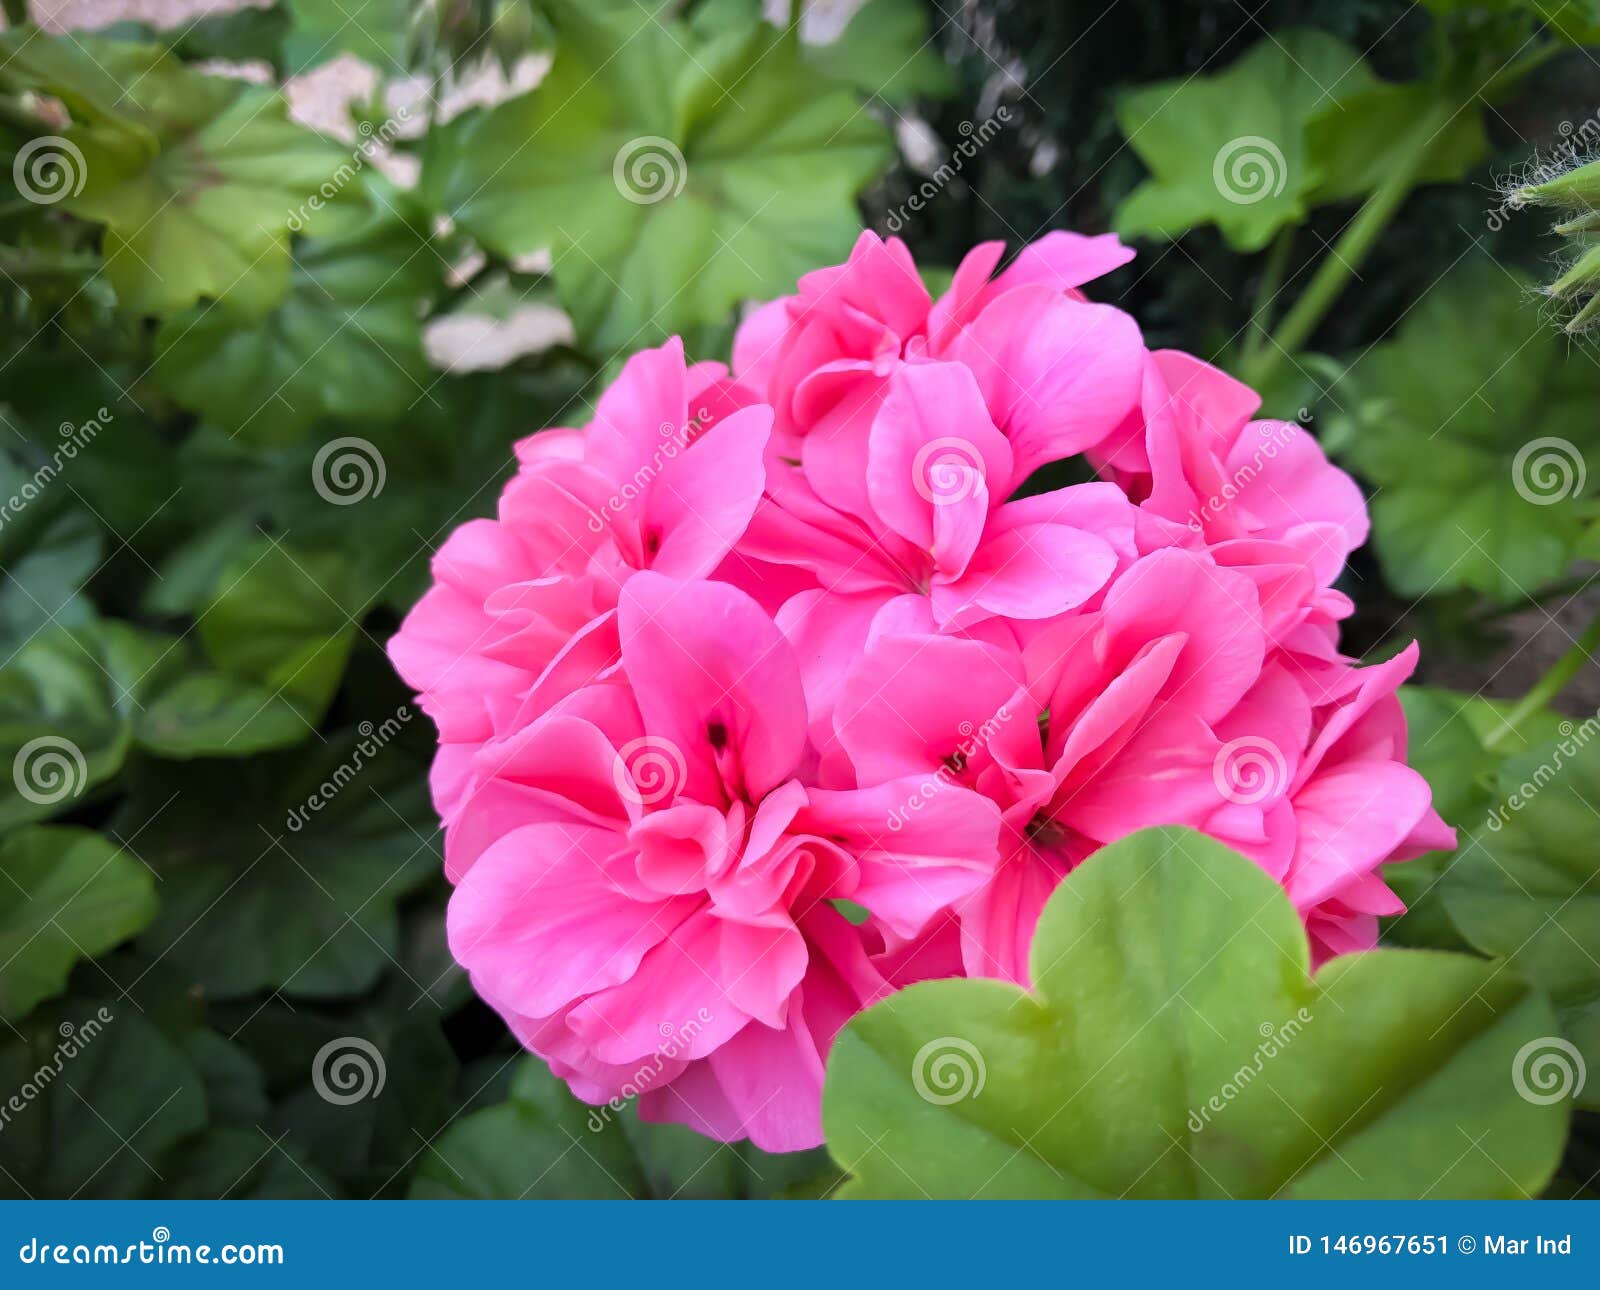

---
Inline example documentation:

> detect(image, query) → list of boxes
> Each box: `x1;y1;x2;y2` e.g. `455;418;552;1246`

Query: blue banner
0;1201;1593;1286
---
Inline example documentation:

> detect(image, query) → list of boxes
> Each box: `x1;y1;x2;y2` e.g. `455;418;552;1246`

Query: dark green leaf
1335;259;1600;603
0;827;156;1020
126;733;438;1000
1443;731;1600;1107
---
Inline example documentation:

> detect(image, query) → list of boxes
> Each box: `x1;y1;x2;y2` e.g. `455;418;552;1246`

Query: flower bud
1548;244;1600;300
1565;292;1600;334
1514;158;1600;212
1553;209;1600;237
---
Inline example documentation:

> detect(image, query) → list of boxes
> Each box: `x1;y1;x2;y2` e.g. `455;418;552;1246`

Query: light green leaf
1443;731;1600;1107
1305;82;1487;203
0;28;349;315
0;828;156;1020
281;0;413;74
411;1058;648;1199
1384;687;1563;950
1114;31;1485;252
137;673;310;758
0;445;102;648
1334;259;1600;603
806;0;957;104
422;2;889;352
0;620;156;829
1114;31;1369;251
824;826;1568;1198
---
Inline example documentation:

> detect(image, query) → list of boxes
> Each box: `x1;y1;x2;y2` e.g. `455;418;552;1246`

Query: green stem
1242;228;1294;363
1;0;27;29
1482;41;1561;99
1243;100;1454;390
1484;612;1600;752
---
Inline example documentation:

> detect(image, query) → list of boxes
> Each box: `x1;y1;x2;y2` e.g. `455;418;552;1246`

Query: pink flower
444;574;1000;1151
830;549;1449;981
392;226;1453;1152
389;339;769;867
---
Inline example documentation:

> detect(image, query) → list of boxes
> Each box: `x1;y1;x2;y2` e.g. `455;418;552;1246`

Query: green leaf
166;1127;339;1199
155;198;439;443
1113;31;1485;252
0;617;311;828
137;672;310;758
281;0;413;74
806;0;957;104
251;363;590;611
1304;81;1487;204
422;2;889;352
0;998;207;1198
0;827;156;1020
0;28;349;315
125;732;438;1000
1114;31;1369;251
258;1000;458;1196
1443;730;1600;1107
1383;687;1563;951
1335;259;1600;604
0;444;102;653
824;826;1568;1198
411;1057;648;1199
411;1056;838;1199
0;620;153;829
200;540;368;720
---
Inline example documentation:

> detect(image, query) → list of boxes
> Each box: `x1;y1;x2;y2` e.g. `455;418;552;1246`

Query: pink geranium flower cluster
389;230;1453;1153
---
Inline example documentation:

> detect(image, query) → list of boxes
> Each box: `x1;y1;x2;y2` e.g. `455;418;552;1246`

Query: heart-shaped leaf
824;826;1568;1198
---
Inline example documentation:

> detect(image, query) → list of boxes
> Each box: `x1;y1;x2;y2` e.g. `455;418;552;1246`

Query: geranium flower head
391;226;1450;1151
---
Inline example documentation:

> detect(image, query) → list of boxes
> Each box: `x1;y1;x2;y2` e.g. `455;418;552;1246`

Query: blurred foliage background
0;0;1597;1199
